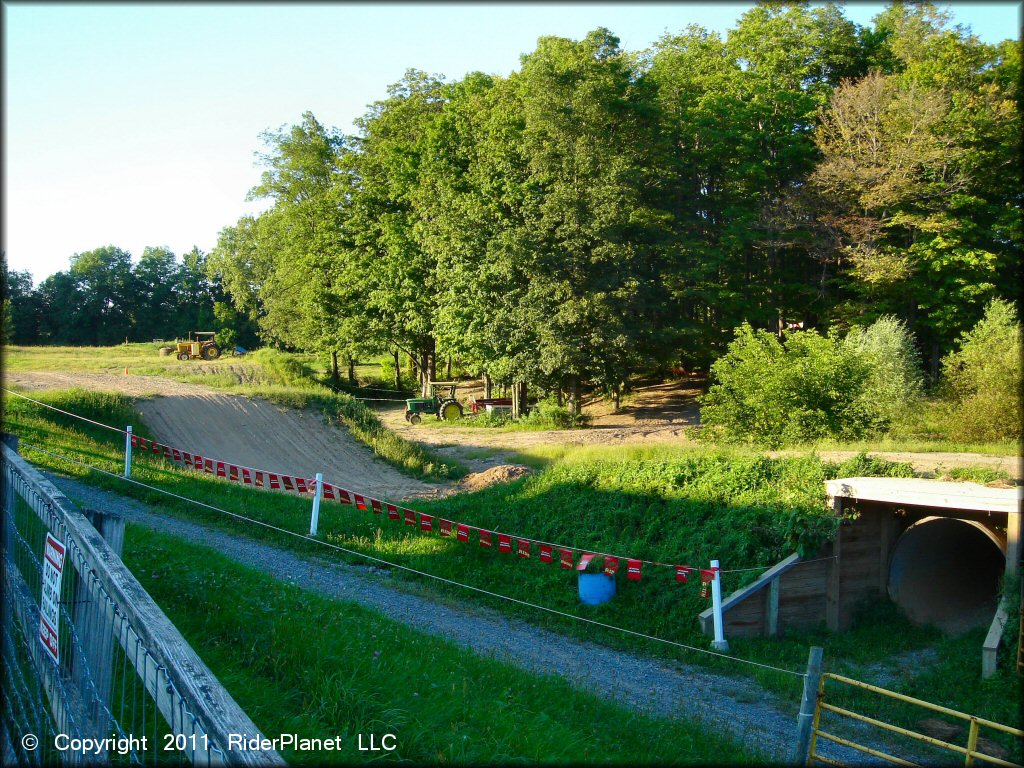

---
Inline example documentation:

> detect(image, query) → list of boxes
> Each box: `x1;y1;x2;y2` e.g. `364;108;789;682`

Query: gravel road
48;474;925;766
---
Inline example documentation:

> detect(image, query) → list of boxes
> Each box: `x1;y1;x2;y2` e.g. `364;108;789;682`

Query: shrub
376;357;416;392
521;398;587;429
843;315;924;425
941;299;1022;442
700;323;884;446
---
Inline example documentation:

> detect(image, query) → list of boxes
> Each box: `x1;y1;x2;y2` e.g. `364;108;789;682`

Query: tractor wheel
440;401;463;421
405;411;412;422
177;352;190;361
202;344;221;361
409;413;422;425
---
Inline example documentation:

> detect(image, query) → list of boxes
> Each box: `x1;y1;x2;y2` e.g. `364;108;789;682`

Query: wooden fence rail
1;441;284;766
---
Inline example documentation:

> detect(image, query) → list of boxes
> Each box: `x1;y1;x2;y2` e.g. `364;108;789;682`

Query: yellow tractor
174;331;222;361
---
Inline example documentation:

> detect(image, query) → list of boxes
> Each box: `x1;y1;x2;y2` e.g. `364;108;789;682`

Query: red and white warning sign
39;533;66;665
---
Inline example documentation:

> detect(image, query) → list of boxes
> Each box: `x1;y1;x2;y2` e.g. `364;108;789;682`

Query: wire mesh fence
1;440;282;766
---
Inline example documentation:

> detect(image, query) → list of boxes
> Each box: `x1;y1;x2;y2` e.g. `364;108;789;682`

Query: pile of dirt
456;464;533;493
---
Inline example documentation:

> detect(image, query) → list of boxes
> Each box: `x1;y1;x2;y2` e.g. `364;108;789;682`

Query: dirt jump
5;371;443;501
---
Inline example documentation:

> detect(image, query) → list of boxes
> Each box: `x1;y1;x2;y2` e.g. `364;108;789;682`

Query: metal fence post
793;646;824;766
310;472;323;536
124;425;132;479
711;559;729;652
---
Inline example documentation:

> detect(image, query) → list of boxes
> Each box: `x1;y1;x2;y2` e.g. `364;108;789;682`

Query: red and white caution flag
337;487;352;505
404;508;416;526
321;483;335;499
517;539;530;558
439;519;453;537
627;559;642;581
539;545;553;563
420;514;433;532
281;475;295;491
675;565;693;583
242;467;253;485
456;523;469;542
387;503;400;521
604;556;619;576
353;494;367;511
229;465;239;482
498;534;512;553
479;530;492;548
576;553;596;572
371;499;383;514
559;549;574;569
699;568;717;598
216;461;227;478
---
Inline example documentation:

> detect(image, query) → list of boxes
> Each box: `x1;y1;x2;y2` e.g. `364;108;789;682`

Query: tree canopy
4;3;1019;406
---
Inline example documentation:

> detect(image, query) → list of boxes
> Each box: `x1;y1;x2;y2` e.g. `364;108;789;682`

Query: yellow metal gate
808;672;1022;767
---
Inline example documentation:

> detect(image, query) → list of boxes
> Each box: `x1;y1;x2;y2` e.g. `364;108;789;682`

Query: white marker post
710;558;730;652
310;472;324;536
124;426;133;479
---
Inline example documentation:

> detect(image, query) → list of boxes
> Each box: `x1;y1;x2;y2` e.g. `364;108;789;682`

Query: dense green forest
4;3;1020;409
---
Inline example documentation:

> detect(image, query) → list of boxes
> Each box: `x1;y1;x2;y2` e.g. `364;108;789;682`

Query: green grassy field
5;389;1020;741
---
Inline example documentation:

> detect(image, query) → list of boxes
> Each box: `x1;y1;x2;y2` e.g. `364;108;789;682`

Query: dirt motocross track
5;371;442;501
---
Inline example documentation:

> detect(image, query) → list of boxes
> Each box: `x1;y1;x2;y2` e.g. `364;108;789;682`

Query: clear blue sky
3;2;1020;283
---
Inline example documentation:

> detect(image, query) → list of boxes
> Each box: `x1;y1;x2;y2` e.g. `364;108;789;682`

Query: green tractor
405;381;464;424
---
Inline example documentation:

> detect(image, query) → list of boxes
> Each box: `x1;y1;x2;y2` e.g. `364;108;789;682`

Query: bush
376;357;416;392
521;398;588;429
843;315;924;425
700;322;897;446
941;299;1022;442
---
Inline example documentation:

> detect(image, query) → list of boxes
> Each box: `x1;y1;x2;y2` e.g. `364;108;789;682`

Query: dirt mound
456;464;533;493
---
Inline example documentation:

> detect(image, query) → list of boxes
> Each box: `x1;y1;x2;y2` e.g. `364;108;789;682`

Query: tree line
1;246;258;349
4;3;1019;411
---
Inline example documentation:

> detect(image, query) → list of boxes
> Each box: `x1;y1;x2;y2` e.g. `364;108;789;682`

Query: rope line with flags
17;440;807;680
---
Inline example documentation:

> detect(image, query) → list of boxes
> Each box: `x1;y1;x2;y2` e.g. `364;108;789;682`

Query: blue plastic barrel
578;573;616;606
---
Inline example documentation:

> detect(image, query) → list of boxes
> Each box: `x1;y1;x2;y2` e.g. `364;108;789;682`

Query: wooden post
310;473;324;536
767;576;780;637
74;507;126;759
826;497;842;631
2;434;17;560
124;425;133;479
1006;509;1020;579
710;559;729;651
793;646;824;766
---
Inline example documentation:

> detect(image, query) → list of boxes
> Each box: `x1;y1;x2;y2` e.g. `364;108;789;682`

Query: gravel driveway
50;474;931;765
